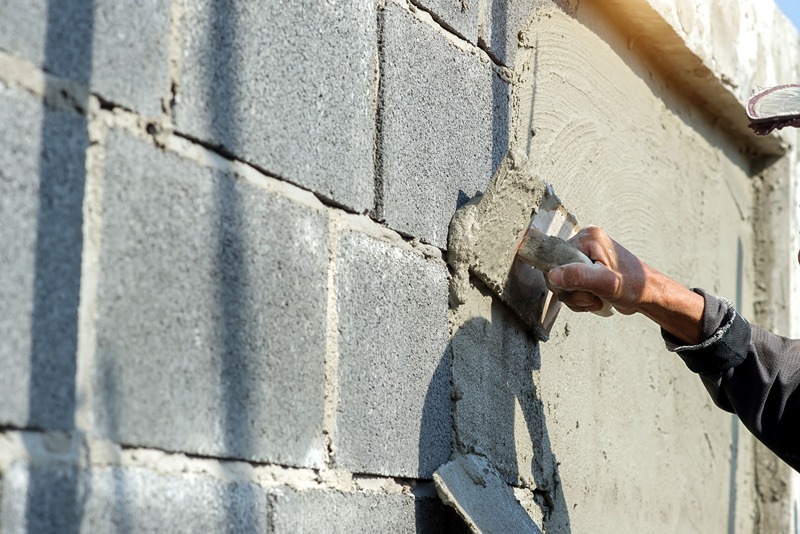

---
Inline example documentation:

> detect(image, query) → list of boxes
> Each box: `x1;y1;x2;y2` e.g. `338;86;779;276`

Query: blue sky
775;0;800;31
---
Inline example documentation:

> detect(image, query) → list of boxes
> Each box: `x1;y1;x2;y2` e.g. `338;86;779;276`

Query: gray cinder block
175;0;376;212
480;0;536;67
1;462;267;533
93;129;327;467
0;88;86;431
412;0;480;43
334;232;451;478
380;2;508;248
0;0;171;115
269;487;465;533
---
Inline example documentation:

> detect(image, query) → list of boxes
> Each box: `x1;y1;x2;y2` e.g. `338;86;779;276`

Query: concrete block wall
1;0;797;532
0;0;491;531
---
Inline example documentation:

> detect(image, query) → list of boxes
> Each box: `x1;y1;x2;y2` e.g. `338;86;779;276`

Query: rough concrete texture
335;231;450;478
625;0;800;107
586;0;800;155
93;129;327;467
0;87;85;431
449;284;558;505
0;462;267;533
412;0;479;43
269;487;466;533
380;2;508;248
449;2;770;531
479;0;550;67
0;0;171;115
176;0;376;212
434;454;542;533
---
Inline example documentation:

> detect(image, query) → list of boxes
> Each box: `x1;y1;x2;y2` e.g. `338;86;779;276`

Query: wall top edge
590;0;799;155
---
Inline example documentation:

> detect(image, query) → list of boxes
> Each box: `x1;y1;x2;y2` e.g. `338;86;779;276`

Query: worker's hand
546;226;651;316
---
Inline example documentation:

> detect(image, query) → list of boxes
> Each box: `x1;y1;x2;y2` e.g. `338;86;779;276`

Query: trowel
448;149;612;340
747;84;800;135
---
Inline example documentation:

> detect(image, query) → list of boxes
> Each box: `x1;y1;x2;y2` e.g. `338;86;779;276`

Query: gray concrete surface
0;0;171;115
0;87;85;431
380;2;507;248
92;129;327;466
412;0;479;43
449;284;544;485
269;486;465;533
176;0;376;212
480;0;541;67
334;231;450;478
0;462;267;533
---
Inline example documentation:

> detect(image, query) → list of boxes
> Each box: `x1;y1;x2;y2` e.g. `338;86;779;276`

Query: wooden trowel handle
516;227;615;317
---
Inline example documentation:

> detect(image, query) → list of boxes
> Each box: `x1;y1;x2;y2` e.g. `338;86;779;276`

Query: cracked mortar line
392;0;511;80
0;429;434;497
407;0;469;43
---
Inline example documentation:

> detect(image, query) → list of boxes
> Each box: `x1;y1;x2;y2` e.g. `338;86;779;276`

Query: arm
548;226;800;470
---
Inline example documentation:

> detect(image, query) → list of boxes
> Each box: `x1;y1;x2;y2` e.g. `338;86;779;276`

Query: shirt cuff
661;288;751;374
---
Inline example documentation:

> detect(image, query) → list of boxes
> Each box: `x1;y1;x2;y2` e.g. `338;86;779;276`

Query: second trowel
448;149;612;340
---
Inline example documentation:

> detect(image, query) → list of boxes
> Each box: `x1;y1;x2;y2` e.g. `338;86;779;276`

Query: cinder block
380;3;508;248
335;232;451;478
176;0;376;212
0;0;171;115
92;129;328;467
480;0;535;67
1;462;267;533
413;0;479;43
0;87;85;431
0;462;82;533
269;487;466;533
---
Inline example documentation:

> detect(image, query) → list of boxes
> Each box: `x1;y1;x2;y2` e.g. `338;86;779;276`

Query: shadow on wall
205;4;262;533
24;0;93;530
440;292;572;533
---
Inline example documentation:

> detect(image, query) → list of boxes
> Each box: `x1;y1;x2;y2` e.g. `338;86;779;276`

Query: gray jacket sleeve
662;289;800;472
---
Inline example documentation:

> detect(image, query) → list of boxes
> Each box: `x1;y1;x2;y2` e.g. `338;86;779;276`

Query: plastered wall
0;0;797;532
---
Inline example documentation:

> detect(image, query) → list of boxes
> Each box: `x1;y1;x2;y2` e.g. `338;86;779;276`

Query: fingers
557;290;605;312
547;262;619;300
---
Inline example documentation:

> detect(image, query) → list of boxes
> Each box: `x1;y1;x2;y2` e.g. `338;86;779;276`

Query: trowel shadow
442;282;571;532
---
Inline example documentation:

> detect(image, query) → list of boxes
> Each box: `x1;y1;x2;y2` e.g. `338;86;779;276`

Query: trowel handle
517;228;615;317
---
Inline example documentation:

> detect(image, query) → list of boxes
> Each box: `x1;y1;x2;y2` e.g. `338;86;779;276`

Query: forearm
636;267;705;346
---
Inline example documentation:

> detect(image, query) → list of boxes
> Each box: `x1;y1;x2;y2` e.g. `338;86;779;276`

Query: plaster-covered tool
434;454;543;534
448;149;612;340
747;84;800;135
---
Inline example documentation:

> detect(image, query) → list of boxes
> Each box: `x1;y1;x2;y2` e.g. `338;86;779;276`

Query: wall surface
0;0;797;532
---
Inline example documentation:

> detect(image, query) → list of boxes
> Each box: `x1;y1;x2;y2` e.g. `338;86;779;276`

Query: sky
775;0;800;31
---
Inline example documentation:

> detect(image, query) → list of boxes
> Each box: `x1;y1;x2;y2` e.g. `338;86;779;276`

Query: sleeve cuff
661;289;751;375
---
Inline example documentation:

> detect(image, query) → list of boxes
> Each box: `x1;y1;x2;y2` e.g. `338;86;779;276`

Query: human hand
545;226;651;316
546;226;705;344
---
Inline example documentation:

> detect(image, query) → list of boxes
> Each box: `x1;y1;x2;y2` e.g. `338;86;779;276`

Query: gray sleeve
661;289;800;471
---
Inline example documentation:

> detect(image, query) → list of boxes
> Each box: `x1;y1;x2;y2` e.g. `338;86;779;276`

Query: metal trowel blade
461;150;581;340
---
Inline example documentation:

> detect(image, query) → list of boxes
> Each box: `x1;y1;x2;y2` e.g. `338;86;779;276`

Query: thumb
548;262;618;299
